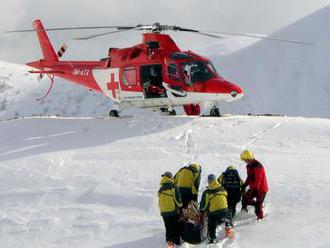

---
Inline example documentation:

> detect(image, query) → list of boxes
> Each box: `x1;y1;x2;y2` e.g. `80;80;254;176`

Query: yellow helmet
240;150;254;161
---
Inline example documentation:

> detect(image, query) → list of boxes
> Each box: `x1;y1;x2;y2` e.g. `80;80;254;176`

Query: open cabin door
164;61;187;98
140;64;167;99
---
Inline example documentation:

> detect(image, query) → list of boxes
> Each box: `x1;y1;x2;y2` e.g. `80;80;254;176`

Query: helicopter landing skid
36;74;55;101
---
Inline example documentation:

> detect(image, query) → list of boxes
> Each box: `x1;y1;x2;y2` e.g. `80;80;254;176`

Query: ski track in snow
241;121;283;149
183;129;193;157
0;143;48;157
24;130;78;141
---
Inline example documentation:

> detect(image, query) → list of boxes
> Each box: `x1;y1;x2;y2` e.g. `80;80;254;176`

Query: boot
207;239;216;244
225;227;234;239
166;241;175;248
241;206;248;213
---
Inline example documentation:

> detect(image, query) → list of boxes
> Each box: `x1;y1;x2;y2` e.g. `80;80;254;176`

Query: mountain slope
212;6;330;118
0;61;111;121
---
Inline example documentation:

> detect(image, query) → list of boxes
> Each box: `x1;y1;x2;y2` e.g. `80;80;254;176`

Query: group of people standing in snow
158;150;269;246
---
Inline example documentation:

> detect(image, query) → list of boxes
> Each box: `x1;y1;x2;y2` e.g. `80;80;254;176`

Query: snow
1;115;330;247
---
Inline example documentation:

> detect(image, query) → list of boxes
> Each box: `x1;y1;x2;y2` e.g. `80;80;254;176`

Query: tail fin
33;19;58;61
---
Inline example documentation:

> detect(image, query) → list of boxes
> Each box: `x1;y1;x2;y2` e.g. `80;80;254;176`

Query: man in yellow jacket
200;174;233;244
158;171;183;246
174;163;201;208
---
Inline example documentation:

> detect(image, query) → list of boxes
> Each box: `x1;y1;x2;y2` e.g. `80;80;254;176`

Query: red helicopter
8;20;312;117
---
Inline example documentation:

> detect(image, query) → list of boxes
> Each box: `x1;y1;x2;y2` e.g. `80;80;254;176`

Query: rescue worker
158;171;183;246
240;150;269;220
200;174;233;244
174;163;201;208
145;66;166;98
218;166;243;218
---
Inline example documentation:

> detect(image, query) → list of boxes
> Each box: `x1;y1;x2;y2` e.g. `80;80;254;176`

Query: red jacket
244;159;268;193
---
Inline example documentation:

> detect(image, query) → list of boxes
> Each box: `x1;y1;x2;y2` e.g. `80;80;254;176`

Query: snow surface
1;114;330;248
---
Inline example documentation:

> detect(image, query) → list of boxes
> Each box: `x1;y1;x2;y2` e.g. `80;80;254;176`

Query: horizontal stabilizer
28;70;64;74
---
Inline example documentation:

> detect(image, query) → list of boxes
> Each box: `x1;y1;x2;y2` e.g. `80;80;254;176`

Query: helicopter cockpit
181;61;217;86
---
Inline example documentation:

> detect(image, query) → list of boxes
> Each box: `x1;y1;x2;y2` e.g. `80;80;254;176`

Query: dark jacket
218;166;243;191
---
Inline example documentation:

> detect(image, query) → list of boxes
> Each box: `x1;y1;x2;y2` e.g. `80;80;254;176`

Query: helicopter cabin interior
140;64;167;99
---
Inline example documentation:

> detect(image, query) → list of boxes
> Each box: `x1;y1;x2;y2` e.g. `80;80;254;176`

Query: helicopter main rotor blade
74;29;131;40
195;32;224;39
135;25;226;39
5;25;138;33
73;25;144;40
200;30;314;46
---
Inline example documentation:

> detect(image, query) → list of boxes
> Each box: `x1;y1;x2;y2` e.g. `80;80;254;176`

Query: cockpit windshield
181;61;217;85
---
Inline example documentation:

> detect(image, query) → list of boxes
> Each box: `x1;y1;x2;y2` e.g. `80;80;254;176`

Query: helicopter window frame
167;64;180;81
122;67;137;86
170;52;194;60
207;61;221;78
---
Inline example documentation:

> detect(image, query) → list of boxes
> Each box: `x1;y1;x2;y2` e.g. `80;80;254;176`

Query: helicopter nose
202;78;243;98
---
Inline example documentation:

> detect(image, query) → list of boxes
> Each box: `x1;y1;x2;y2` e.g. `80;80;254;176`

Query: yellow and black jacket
200;179;228;215
174;164;201;196
158;176;183;217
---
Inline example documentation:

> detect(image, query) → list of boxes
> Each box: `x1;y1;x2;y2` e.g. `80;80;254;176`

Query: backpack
222;169;241;191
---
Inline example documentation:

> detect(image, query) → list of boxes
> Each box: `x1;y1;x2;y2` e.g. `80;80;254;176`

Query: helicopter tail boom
33;19;58;62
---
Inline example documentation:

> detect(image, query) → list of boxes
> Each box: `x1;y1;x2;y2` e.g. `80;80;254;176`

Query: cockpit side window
122;67;137;86
181;61;215;85
167;64;180;81
207;62;221;78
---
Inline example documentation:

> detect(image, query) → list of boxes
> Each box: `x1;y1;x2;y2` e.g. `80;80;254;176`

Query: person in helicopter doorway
174;163;202;209
200;174;234;244
218;166;243;218
145;66;166;98
158;171;183;247
240;150;269;220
